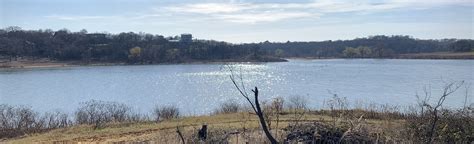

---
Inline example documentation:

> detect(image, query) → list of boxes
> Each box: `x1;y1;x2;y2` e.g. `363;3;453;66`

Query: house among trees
167;33;193;44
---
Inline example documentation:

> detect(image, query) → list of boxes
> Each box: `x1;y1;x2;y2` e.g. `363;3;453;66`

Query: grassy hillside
6;111;405;143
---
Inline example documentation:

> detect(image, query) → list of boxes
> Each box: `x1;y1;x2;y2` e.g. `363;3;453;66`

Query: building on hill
180;33;192;43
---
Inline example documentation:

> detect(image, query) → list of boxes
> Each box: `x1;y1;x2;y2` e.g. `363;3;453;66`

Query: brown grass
4;111;404;143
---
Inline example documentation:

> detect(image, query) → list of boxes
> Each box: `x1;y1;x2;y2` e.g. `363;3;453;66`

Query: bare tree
228;66;278;144
414;81;464;143
426;81;463;143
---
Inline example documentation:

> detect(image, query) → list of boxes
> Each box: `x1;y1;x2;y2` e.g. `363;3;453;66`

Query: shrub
287;95;308;110
0;104;68;138
75;100;132;129
40;111;70;129
405;108;474;143
214;101;241;114
153;105;180;122
404;81;473;143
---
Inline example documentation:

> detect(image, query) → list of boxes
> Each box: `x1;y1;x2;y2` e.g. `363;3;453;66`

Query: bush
153;105;180;122
404;81;473;143
0;104;70;138
0;105;39;137
214;101;241;114
405;108;474;143
75;100;132;129
39;111;70;129
287;95;308;110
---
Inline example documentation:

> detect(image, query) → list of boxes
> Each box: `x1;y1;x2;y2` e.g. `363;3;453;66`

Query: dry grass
4;111;404;143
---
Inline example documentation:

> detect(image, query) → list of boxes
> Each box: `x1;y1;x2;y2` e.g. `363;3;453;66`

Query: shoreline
0;59;288;69
288;57;474;61
287;52;474;60
1;54;473;69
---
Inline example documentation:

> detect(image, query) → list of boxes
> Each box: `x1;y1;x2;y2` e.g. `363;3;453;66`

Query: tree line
0;26;472;63
0;26;271;64
258;35;473;58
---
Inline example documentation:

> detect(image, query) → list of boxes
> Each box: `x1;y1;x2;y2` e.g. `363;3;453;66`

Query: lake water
0;59;473;115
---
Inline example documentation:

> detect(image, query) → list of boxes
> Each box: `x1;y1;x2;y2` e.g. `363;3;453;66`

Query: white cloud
215;11;319;23
162;0;472;24
166;3;250;14
161;1;405;24
390;0;473;5
45;15;114;21
46;0;472;24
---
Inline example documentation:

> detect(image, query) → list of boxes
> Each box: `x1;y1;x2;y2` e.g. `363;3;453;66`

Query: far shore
1;52;473;69
0;58;287;69
0;60;122;69
287;51;474;60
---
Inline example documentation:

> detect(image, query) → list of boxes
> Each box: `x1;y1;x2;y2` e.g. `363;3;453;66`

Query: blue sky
1;0;473;43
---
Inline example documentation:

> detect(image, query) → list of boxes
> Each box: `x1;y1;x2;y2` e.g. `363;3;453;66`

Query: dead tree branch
228;66;278;144
426;81;464;144
176;126;185;144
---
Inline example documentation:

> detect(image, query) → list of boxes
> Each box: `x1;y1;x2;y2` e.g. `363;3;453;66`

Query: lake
0;59;473;115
